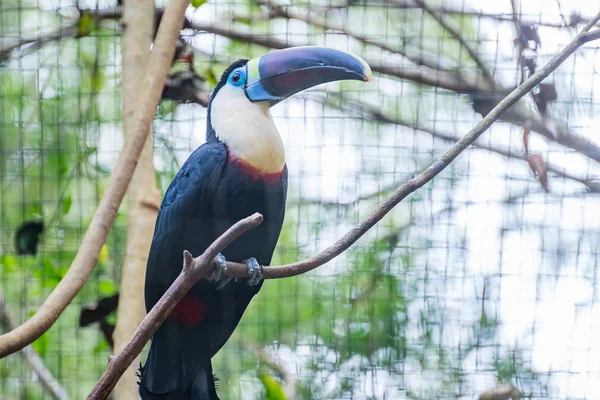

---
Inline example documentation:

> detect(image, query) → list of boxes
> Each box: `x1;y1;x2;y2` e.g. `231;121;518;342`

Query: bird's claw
209;253;227;282
244;257;264;286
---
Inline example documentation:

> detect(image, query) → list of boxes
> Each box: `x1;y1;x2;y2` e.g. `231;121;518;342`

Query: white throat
210;84;285;174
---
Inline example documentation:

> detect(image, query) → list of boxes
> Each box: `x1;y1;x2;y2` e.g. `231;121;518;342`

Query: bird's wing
144;140;227;311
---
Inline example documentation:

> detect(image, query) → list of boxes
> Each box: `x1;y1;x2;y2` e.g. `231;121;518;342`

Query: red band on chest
227;151;285;184
169;296;208;327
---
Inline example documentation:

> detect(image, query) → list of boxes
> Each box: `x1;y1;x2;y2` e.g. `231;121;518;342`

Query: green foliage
191;0;208;9
259;374;287;400
77;11;97;37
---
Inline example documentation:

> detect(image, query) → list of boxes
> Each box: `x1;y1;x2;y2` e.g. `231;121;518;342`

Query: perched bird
139;46;371;400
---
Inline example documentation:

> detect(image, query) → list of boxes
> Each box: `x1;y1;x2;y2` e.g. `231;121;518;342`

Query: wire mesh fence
1;0;600;398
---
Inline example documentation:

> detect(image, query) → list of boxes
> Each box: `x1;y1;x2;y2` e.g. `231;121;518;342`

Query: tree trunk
113;1;158;399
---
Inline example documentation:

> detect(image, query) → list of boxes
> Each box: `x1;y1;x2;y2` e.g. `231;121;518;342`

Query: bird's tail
139;320;219;400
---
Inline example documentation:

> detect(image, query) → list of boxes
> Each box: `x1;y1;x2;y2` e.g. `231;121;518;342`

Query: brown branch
383;0;588;28
216;10;600;280
256;0;446;71
113;0;157;398
413;0;495;85
0;295;71;400
479;383;520;400
0;0;191;359
186;21;600;166
318;93;599;192
0;9;121;60
87;213;264;399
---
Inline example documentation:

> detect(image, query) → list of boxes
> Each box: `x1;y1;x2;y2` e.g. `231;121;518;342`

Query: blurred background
1;0;600;398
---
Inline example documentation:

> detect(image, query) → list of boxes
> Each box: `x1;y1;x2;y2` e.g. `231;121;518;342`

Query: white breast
210;84;285;174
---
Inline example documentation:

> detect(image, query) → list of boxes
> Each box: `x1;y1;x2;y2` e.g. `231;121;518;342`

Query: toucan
139;46;371;399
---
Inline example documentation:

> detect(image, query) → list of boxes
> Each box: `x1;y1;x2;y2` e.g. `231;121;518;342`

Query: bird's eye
229;69;245;87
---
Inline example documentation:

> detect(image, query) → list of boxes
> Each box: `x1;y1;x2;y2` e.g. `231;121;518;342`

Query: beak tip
357;55;372;82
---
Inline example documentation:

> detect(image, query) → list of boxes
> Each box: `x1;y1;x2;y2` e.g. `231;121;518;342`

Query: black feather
14;221;44;255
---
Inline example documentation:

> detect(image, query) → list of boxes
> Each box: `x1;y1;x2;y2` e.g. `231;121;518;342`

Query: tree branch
413;0;495;85
13;7;600;170
318;93;599;192
113;0;157;399
479;382;520;400
185;20;600;167
87;213;264;399
0;0;191;359
256;0;447;71
0;295;71;400
383;0;589;28
218;10;600;279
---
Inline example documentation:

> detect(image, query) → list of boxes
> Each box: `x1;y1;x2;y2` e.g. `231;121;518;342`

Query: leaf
61;193;72;215
522;127;530;156
259;374;287;400
77;11;97;37
528;154;549;193
14;221;44;255
98;279;116;296
79;294;119;327
98;244;110;264
32;332;49;357
201;68;218;87
191;0;208;8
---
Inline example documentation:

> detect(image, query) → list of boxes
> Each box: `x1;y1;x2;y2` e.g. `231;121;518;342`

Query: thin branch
413;0;495;85
188;21;600;166
510;0;526;86
15;7;600;170
87;213;264;399
257;0;446;71
383;0;589;29
0;0;192;359
113;0;157;398
319;93;599;192
217;10;600;280
0;295;71;400
479;383;520;400
0;8;121;60
287;177;404;207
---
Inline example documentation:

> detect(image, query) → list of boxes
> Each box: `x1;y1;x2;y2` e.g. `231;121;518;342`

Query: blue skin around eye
228;68;246;87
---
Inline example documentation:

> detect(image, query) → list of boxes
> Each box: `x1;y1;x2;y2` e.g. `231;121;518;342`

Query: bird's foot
209;253;234;289
244;257;264;286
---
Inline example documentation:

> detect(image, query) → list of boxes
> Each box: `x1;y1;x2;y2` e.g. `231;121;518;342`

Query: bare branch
113;0;157;398
87;213;264;399
319;94;599;192
218;11;600;280
479;383;520;400
0;295;71;400
413;0;495;85
0;9;121;60
16;7;599;170
257;0;446;70
383;0;588;29
0;0;192;359
186;21;600;166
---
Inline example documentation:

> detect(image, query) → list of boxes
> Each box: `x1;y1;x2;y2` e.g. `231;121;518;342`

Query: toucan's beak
244;46;372;106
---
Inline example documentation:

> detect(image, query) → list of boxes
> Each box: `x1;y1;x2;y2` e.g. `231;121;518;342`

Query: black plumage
139;60;287;400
